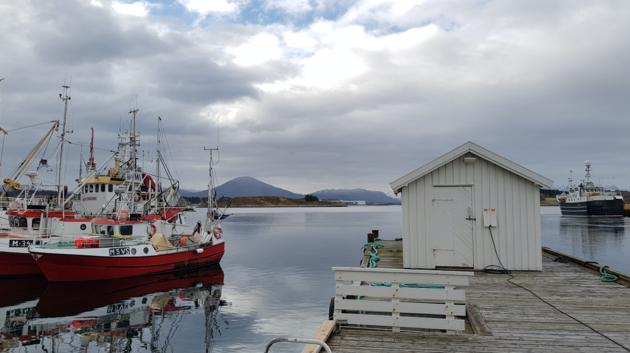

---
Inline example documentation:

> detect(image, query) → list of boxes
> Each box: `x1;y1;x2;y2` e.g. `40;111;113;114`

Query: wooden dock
304;240;630;353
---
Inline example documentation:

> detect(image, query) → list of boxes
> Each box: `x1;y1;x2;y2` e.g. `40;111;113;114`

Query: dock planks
318;240;630;352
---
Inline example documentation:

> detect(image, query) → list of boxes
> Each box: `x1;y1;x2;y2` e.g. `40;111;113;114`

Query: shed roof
390;141;554;193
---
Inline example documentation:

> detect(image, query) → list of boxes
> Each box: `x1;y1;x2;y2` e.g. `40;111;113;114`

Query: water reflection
0;266;226;352
559;217;626;237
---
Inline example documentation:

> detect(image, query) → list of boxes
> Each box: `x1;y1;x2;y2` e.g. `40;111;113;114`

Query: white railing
332;267;473;333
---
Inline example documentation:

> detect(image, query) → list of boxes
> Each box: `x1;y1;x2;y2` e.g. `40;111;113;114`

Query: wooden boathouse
389;141;553;271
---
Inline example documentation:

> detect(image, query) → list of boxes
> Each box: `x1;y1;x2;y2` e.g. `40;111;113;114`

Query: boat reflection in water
0;266;226;351
559;217;626;238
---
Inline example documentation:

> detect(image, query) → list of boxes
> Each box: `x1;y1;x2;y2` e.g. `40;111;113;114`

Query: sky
1;0;630;196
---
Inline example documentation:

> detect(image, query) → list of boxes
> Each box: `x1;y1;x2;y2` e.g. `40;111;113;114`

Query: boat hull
0;250;44;277
31;242;225;282
558;199;623;217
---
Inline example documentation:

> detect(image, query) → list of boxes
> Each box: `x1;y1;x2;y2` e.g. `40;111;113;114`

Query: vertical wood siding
401;154;542;271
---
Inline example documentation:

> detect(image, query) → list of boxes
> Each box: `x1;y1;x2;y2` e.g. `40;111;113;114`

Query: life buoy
118;210;129;220
134;193;141;202
213;226;223;239
147;223;157;236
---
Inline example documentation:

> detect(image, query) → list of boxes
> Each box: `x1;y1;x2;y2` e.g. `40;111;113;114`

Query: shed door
432;186;473;267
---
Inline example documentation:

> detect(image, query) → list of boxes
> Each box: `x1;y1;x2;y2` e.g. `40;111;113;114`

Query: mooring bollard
367;233;375;243
372;229;379;239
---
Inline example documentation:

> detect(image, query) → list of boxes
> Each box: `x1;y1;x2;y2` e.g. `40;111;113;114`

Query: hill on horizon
311;188;401;204
179;176;401;204
215;176;304;199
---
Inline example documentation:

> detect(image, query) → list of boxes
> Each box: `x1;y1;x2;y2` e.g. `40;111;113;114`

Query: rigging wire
6;121;56;132
159;122;180;182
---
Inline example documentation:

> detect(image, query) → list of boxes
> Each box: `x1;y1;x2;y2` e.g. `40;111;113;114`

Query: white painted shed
390;142;553;271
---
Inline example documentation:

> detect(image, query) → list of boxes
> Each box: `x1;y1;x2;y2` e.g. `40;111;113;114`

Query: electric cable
484;227;629;351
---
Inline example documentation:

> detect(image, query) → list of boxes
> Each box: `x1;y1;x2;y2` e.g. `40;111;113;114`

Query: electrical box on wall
483;209;497;228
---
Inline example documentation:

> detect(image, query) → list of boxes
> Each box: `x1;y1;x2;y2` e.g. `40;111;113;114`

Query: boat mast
155;116;161;209
584;160;591;183
204;147;218;225
89;127;95;170
57;85;71;206
0;78;5;181
129;108;139;211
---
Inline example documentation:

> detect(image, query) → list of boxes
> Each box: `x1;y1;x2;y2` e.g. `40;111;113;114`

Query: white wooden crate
332;267;473;333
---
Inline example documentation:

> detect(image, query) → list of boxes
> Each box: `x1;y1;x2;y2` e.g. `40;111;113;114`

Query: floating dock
303;240;630;353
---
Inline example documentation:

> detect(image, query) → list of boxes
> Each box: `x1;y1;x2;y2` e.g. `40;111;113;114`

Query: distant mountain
212;176;304;199
179;177;402;204
311;189;401;204
179;189;209;198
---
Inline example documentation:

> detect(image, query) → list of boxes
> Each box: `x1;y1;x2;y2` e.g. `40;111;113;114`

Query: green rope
369;282;454;289
553;257;569;263
362;243;384;268
600;266;618;282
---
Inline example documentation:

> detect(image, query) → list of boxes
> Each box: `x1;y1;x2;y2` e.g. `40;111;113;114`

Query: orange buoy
180;237;188;245
72;320;83;328
74;237;86;248
86;236;100;248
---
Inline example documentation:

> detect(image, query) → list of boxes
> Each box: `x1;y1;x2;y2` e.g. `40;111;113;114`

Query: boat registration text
109;247;131;256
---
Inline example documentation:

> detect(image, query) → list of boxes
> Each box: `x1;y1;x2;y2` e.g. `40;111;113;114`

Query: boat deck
305;240;630;353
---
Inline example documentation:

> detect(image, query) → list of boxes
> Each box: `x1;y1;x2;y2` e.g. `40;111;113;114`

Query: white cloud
229;33;282;66
390;0;425;16
178;0;239;17
283;31;318;49
90;0;103;7
112;1;150;17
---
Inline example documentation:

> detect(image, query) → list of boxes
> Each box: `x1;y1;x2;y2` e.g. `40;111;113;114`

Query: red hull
0;251;44;277
33;242;225;282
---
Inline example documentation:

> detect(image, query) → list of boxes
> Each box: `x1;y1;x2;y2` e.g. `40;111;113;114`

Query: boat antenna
57;83;71;206
584;160;591;183
568;170;573;189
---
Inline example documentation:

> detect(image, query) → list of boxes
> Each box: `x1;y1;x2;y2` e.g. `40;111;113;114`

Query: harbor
1;206;630;352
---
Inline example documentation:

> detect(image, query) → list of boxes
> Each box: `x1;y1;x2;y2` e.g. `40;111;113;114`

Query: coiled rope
362;242;384;268
600;266;618;282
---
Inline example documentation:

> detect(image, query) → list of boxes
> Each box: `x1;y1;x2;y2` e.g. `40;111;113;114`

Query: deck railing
332;267;473;333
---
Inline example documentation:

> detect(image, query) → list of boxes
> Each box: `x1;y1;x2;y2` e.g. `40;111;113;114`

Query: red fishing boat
30;147;226;282
0;91;191;277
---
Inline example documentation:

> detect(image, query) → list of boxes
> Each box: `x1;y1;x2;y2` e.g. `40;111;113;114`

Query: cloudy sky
1;0;630;195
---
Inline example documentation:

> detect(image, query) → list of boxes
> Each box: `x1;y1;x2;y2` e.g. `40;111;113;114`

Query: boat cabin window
89;185;94;193
19;217;27;228
95;184;99;193
93;224;106;235
32;218;40;230
108;184;113;192
101;184;106;192
107;225;115;236
120;225;133;236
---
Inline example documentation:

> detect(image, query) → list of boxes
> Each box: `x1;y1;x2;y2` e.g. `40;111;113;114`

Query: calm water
1;206;629;352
